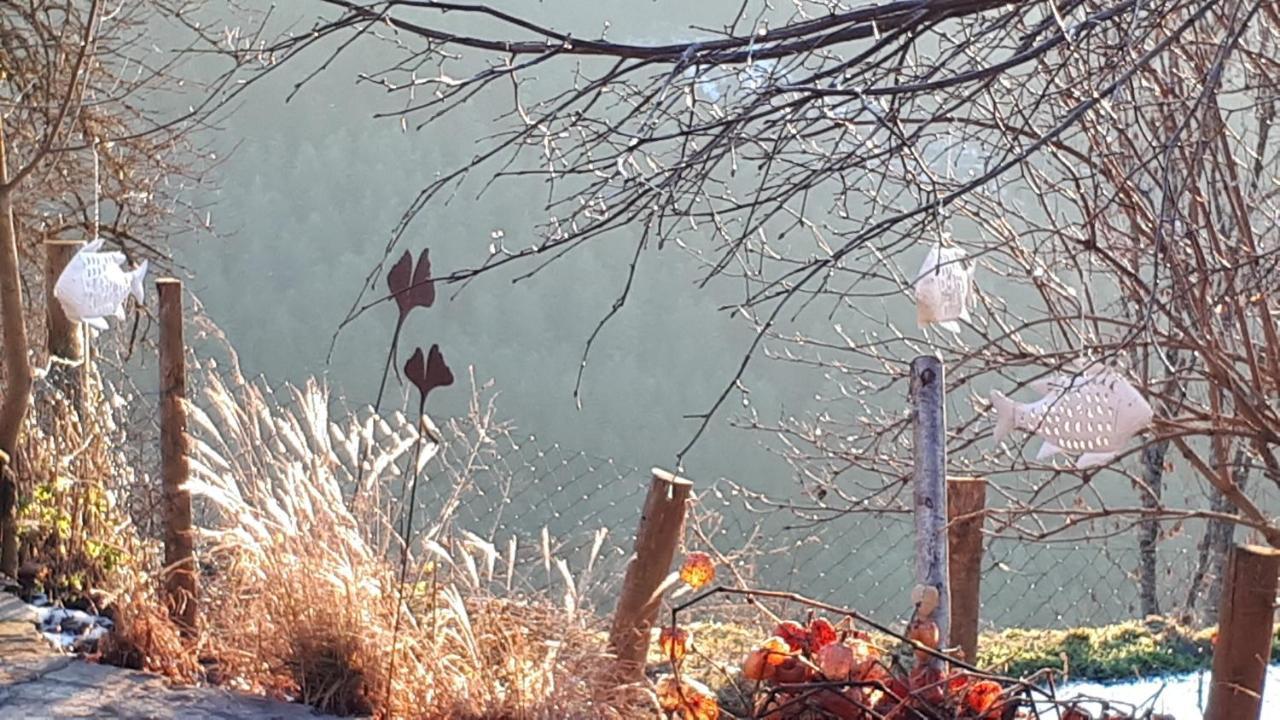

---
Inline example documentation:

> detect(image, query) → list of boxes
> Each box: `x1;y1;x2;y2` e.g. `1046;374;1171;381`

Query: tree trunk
1205;450;1249;623
1138;439;1167;617
0;122;33;577
1184;447;1250;622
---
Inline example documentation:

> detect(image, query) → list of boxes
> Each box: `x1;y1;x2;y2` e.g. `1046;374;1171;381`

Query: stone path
0;594;339;719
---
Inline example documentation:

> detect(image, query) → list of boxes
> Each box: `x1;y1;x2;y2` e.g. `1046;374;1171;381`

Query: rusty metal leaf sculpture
387;248;435;322
387;250;415;319
404;344;455;405
380;247;439;388
379;247;454;701
410;248;435;311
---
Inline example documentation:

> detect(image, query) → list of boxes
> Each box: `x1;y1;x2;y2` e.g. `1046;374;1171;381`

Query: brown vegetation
101;361;650;718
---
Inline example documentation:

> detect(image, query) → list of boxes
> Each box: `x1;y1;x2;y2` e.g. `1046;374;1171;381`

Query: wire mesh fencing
89;326;1254;636
683;481;1155;630
412;423;648;613
419;424;1252;634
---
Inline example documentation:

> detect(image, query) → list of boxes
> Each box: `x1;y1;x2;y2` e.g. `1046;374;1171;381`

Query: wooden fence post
608;468;693;683
911;355;950;661
158;278;197;635
44;240;85;405
1205;544;1280;720
948;476;986;663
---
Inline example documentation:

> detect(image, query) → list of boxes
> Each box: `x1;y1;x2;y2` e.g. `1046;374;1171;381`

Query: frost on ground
33;603;113;654
1040;665;1279;719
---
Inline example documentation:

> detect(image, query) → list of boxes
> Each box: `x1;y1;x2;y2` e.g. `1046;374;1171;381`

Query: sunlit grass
101;359;651;718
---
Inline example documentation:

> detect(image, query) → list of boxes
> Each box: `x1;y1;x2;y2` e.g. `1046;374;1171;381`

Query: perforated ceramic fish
53;239;148;331
990;364;1153;468
913;244;974;333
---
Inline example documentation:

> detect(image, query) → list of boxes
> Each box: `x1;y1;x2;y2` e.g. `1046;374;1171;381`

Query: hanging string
939;133;955;249
83;140;102;371
92;140;100;240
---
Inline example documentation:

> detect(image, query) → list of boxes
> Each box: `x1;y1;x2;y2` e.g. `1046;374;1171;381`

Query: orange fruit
772;656;811;683
907;617;941;650
964;680;1004;714
773;620;809;651
808;617;838;651
742;648;773;681
817;642;854;679
679;551;716;590
761;636;794;666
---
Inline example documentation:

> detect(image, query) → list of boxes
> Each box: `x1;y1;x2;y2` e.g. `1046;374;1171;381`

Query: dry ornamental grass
98;360;652;719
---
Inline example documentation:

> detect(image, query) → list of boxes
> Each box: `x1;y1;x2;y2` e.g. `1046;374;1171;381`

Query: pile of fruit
657;613;1010;719
652;553;1158;720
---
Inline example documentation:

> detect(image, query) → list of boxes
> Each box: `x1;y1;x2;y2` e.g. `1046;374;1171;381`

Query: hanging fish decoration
53;239;148;331
913;244;974;333
990;364;1153;468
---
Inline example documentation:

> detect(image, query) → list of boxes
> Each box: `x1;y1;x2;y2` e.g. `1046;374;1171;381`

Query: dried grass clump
455;594;641;718
97;585;201;682
145;363;652;719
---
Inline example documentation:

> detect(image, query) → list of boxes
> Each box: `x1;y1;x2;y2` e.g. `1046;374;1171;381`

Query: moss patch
977;619;1218;681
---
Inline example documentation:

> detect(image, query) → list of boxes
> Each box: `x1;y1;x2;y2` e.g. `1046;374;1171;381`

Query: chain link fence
421;422;1258;633
86;318;1262;635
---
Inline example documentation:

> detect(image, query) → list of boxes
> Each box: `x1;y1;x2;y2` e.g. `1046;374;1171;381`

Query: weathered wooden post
608;468;693;683
1205;544;1280;720
44;240;85;405
158;278;197;635
911;355;950;659
947;476;986;663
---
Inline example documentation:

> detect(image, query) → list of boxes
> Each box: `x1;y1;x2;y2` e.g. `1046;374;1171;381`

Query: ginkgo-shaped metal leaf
387;251;414;317
404;344;455;405
410;248;435;311
386;248;435;322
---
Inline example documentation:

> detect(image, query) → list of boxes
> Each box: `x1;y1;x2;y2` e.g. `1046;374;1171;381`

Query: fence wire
90;329;1258;634
423;424;1256;633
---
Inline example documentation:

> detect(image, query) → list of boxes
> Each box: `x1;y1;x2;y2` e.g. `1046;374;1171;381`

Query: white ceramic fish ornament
990;364;1153;468
914;244;974;333
53;239;148;331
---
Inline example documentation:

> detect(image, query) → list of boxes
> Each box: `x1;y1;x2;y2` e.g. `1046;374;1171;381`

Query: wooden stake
1205;544;1280;720
911;355;950;660
158;278;197;634
948;477;986;663
44;240;85;405
608;468;693;682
